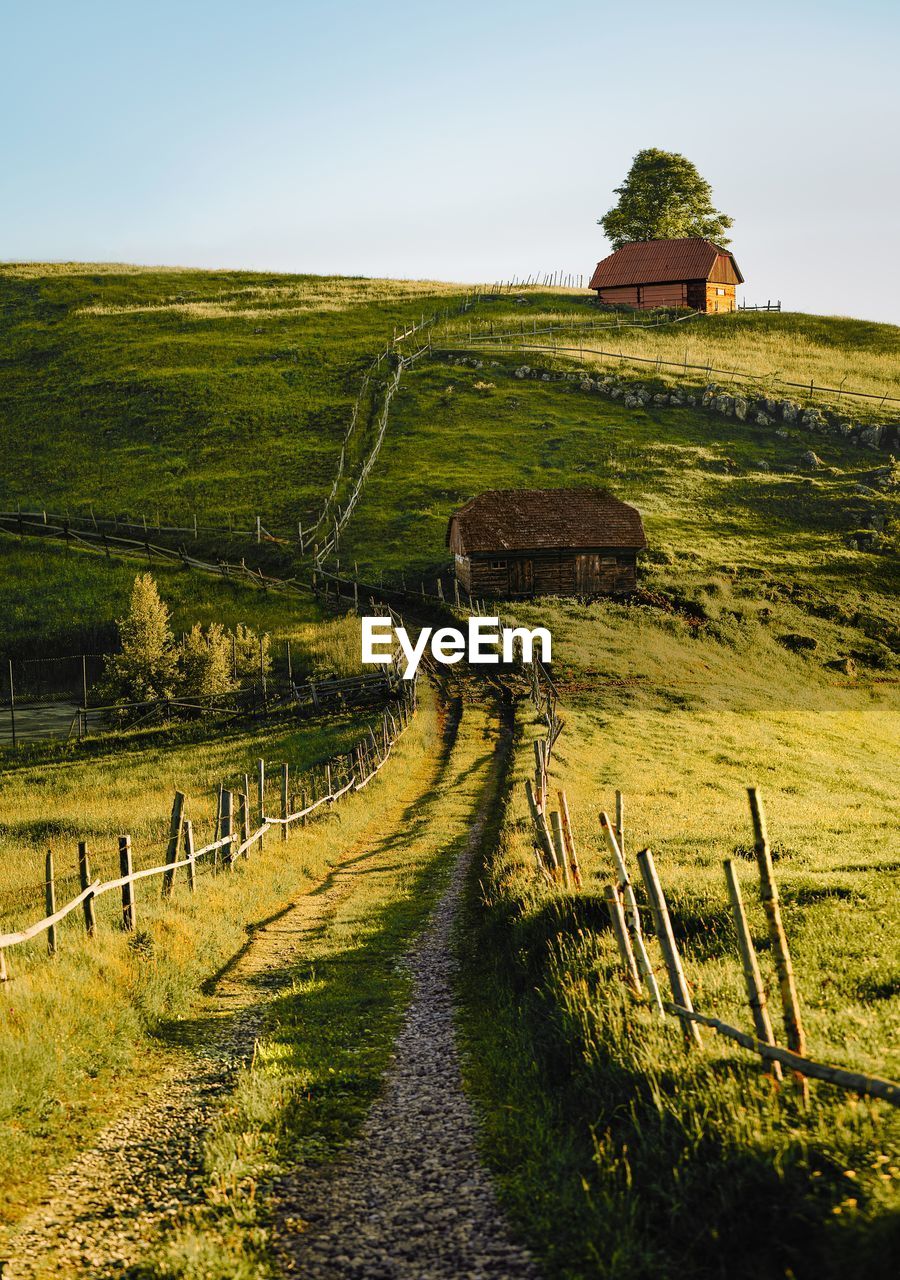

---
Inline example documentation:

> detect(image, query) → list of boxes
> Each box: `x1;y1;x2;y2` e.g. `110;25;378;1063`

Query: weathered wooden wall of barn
453;553;473;592
597;285;639;306
461;550;638;598
639;282;689;308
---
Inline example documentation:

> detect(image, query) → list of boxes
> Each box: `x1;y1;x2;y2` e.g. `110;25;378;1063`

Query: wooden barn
447;489;647;598
588;237;743;313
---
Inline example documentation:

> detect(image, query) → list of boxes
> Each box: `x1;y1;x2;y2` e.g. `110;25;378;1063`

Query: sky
2;0;899;321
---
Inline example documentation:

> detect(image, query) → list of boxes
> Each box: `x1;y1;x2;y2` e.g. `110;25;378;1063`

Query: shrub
100;573;178;704
179;623;236;699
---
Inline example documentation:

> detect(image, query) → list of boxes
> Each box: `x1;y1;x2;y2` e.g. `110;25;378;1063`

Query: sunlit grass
438;296;900;412
0;687;440;1244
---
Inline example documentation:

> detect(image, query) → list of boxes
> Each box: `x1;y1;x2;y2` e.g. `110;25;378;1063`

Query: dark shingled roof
447;489;647;553
589;237;744;288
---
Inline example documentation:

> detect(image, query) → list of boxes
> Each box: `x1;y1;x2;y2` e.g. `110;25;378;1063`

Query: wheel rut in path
5;700;459;1280
275;700;541;1280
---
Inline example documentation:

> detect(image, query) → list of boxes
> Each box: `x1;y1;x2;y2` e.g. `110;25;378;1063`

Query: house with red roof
589;237;743;313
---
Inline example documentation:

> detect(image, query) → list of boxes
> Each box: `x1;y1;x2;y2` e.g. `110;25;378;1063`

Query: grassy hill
0;264;467;526
1;267;898;1276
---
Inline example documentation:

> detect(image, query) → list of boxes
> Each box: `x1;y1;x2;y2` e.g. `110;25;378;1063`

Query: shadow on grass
456;718;900;1280
149;690;505;1178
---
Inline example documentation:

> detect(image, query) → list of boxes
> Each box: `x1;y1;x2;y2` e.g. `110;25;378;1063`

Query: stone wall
442;354;899;454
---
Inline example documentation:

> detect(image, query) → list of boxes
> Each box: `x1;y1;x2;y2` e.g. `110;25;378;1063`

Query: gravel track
4;873;356;1280
275;704;541;1280
6;698;538;1280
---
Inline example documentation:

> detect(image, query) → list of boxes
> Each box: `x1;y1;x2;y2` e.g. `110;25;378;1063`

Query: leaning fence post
525;780;557;871
557;789;582;887
183;819;196;893
550;811;572;889
281;764;289;840
604;884;641;990
599;813;663;1015
78;841;96;936
724;859;783;1081
45;849;57;955
163;790;186;897
748;787;808;1096
636;848;702;1047
119;835;135;931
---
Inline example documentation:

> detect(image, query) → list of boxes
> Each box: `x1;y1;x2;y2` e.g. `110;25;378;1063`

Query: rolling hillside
1;266;898;1278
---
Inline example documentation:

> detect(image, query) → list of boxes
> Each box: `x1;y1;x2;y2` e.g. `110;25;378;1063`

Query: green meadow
1;267;897;1276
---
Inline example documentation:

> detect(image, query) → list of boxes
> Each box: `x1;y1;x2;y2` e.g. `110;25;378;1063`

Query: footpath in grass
5;689;505;1280
141;695;502;1280
0;689;439;1248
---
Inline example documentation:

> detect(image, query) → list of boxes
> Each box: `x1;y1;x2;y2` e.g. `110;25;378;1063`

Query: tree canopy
599;149;733;250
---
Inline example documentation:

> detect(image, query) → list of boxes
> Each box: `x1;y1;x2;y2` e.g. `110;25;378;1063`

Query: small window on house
490;559;507;569
716;287;726;296
601;556;617;565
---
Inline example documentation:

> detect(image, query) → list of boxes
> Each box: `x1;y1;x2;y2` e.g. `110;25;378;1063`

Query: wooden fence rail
524;755;900;1109
0;679;417;975
433;337;900;407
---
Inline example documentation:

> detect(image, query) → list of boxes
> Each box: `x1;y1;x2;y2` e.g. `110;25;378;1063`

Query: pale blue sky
3;0;898;320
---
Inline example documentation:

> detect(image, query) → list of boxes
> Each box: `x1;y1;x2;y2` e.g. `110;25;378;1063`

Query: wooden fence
524;759;900;1108
4;508;304;549
0;677;418;979
0;511;315;596
307;289;482;561
433;332;900;408
68;667;403;742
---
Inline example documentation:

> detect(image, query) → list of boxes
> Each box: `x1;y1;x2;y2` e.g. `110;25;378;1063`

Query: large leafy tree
599;149;733;249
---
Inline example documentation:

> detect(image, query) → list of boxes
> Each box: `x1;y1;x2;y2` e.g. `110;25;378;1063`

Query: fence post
8;659;16;750
45;850;57;955
239;791;250;856
281;764;289;840
258;759;266;848
599;813;663;1014
78;841;96;936
326;762;332;796
748;788;808;1096
524;780;557;871
119;835;135;931
724;859;783;1081
636;848;702;1047
222;791;234;867
557;790;582;887
163;790;186;897
183;819;196;892
604;884;641;990
615;790;624;855
550;812;572;889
